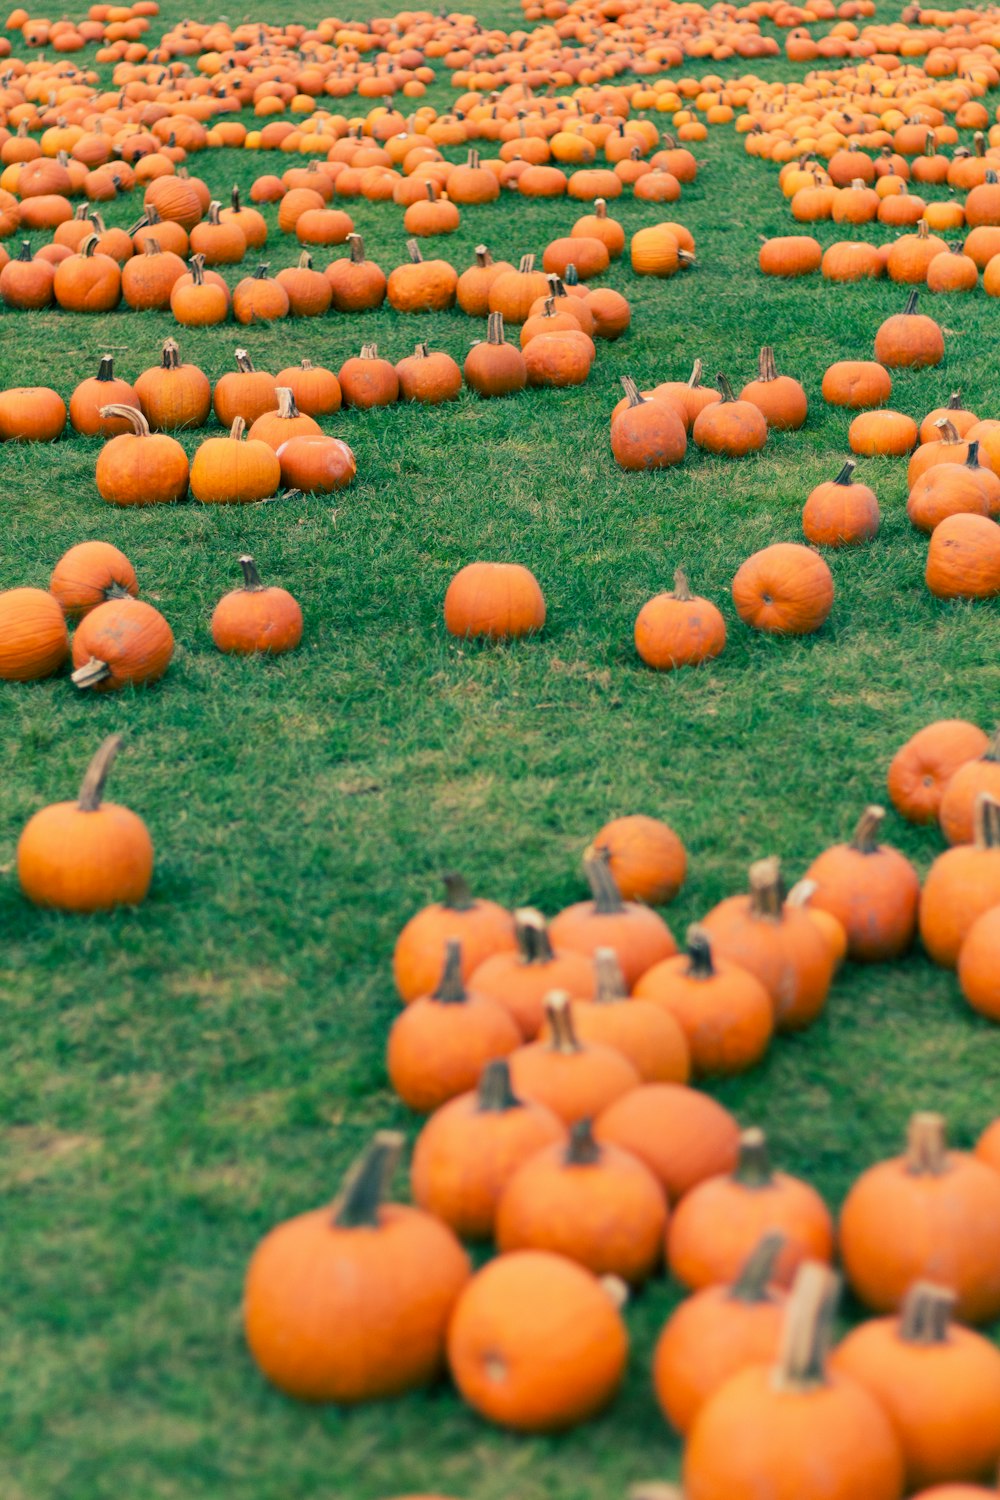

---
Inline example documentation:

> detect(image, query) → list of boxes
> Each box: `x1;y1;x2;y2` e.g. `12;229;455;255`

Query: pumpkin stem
238;555;263;591
297;250;313;269
188;253;206;286
435;871;475;912
406;238;424;264
965;441;982;471
234;348;256;374
80;234;100;259
414;341;429;358
833;459;857;486
775;1262;841;1390
513;907;555;964
593;947;627;1003
77;734;124;812
757;345;778;382
274;387;301;419
974;129;986;157
475;1059;521;1113
582;846;626;914
594;197;607;219
517;253;535;273
473;243;493;268
230;184;242;211
716;373;737;403
934;417;960;444
206;199;222;224
144;238;162;256
425;181;438;202
331;1130;404;1228
748;857;784;919
565;1118;602;1166
360;343;379;360
903;289;920;316
786;878;818;911
15;240;31;262
946;390;963;410
906;1112;949;1175
95;354;117;382
432;939;467;1004
850;805;884;853
899;1281;955;1344
228;416;247;441
734;1127;773;1188
252;263;270;280
486;311;506;345
628;1486;684;1500
671;567;693;601
543;991;582;1054
729;1231;786;1304
71;657;112;691
98;404;149;436
684;924;715;977
620;375;645;409
564;263;579;286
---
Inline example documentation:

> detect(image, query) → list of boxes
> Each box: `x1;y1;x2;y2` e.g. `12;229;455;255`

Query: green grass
2;1;1000;1496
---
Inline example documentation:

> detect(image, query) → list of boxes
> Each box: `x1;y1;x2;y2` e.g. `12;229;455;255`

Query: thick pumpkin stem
360;343;379;360
730;1231;786;1304
206;200;222;224
946;390;963;410
564;263;579;286
252;263;270;280
620;375;645;409
906;1112;949;1175
544;991;582;1054
595;198;608;219
903;289;920;315
229;417;247;441
593;947;627;1003
476;1059;521;1113
473;243;493;268
734;1127;773;1188
71;657;112;690
748;857;785;920
671;567;693;602
975;793;1000;847
687;358;705;389
582;846;626;914
965;442;983;471
95;354;117;382
850;805;885;853
486;311;506;345
79;234;100;259
413;342;429;358
565;1118;602;1166
239;555;263;591
15;240;31;262
517;253;535;273
934;417;961;444
716;373;737;403
514;907;555;964
331;1130;404;1228
833;459;857;486
297;250;313;269
757;345;778;382
432;939;467;1004
143;238;162;256
188;253;206;286
77;734;123;812
99;404;149;436
274;387;301;420
230;184;242;211
441;871;475;911
899;1282;955;1344
786;878;818;911
775;1262;841;1391
406;238;423;263
685;924;715;978
234;349;256;374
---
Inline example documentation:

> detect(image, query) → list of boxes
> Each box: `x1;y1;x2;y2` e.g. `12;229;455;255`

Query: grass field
2;1;1000;1495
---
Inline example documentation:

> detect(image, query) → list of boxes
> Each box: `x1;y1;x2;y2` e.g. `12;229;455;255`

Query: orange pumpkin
590;814;686;906
739;346;807;430
94;406;189;506
874;289;944;368
920;794;1000;966
939;730;1000;844
0;587;69;681
468;907;595;1040
211;556;302;657
732;542;834;636
549;848;676;988
888;719;989;825
69;354;139;437
49;541;138;620
692;374;767;456
393;872;515;1005
803;459;880;546
802;805;920;962
443;561;545;641
134;338;211;432
594;1082;740;1204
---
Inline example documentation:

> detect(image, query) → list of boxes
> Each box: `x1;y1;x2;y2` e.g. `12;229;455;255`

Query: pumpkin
210;556;302;657
275;251;332;317
17;735;153;912
134;338;211;431
244;1131;471;1402
94;406;189;506
549;848;676;988
822;240;884;282
667;1127;835;1291
920;393;979;445
573;198;625;258
189;419;281;505
594;1083;740;1203
521;298;589;349
786;879;848;969
585;285;631;340
630;223;694;277
692;374;767;456
732;542;834;636
542;234;609;281
338;343;399;409
233;263;289;325
927;245;978;293
523;329;592;388
958;906;1000;1023
213;350;277;427
133;208;190;260
443;561;545;641
939;730;1000;845
739;346;808;430
469;908;595;1040
840;1112;1000;1325
324;233;386;311
803;458;881;546
247;387;320;451
611;377;686;470
850;409;918;457
908;447;998;532
447;1250;628;1432
802;805;920;962
920;795;1000;966
683;1264;905;1500
653;1233;787;1436
71;595;174;693
590;814;685;906
0;386;66;441
188;199;246;265
758;234;822;276
69;354;140;437
976;1119;1000;1175
296;206;356;246
410;1059;566;1240
403;182;460;237
495;1116;667;1285
456;243;514;317
120;238;186;309
52;233;121;311
888;719;989;825
464;312;527;397
447;150;500;206
701;857;836;1031
170;253;228;327
274;359;341;417
831;1280;1000;1490
633;925;773;1078
875;290;945;368
393;872;516;1004
277;434;356;494
633;565;726;671
396;343;462;405
144;175;202;231
821;359;892;408
0;239;54;307
49;541;138;620
910;420;986;488
508;992;639;1127
927;513;1000;600
387;939;521;1114
220;185;267;249
886;220;948;282
487;253;549;323
0;587;69;681
387;238;457;312
653;358;721;428
540;948;689;1086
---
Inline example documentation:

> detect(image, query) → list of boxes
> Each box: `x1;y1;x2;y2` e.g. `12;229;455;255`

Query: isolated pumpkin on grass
211;556;302;657
821;358;892;409
443;561;545;642
17;735;152;911
71;595;174;694
393;872;515;1004
464;312;527;397
469;908;594;1039
634;566;726;670
245;1131;471;1403
850;409;918;457
802;459;880;545
0;386;66;442
731;542;833;636
887;719;989;824
396;343;462;404
0;586;69;681
875;289;944;368
590;813;686;905
49;541;138;620
802;805;920;961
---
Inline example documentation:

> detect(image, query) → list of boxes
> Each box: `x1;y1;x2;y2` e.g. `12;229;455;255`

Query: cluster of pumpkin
1;0;157;57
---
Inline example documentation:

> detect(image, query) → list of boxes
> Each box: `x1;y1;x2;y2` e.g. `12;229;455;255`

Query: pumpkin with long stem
612;377;687;470
393;872;515;1004
220;184;267;248
802;805;920;962
387;940;521;1114
17;735;153;911
463;312;527;397
487;252;549;322
244;1131;471;1402
49;541;138;620
591;814;686;906
573;197;625;257
920;392;978;444
443;561;545;641
683;1264;905;1500
595;1082;740;1203
920;794;1000;965
740;346;807;430
95;406;189;506
887;719;989;825
496;1117;667;1285
247;387;321;451
52;233;121;311
831;1281;1000;1489
840;1112;1000;1325
410;1059;566;1240
189;198;246;264
667;1127;834;1291
469;908;594;1039
634;925;773;1078
71;595;174;693
69;354;139;436
692;374;768;455
324;232;386;311
550;848;677;987
634;566;726;669
926;513;1000;600
211;556;303;657
0;587;69;681
803;458;880;545
508;992;640;1127
541;948;689;1084
939;728;1000;844
134;338;211;431
447;1250;628;1432
653;1233;788;1435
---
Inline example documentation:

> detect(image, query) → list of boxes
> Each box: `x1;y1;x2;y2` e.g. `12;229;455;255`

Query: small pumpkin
888;719;989;825
590;814;686;906
233;263;289;325
802;805;920;962
338;343;399;409
731;542;834;636
850;408;918;457
443;561;545;642
170;252;228;326
523;330;593;389
0;239;54;307
0;587;69;681
276;434;356;494
507;992;640;1128
120;237;186;309
464;312;527;398
634;566;726;670
273;358;341;416
49;541;138;620
908;444;999;533
393;872;516;1005
324;233;386;311
958;905;1000;1023
456;243;514;317
94;406;189;506
920;392;979;445
69;354;139;437
692;374;768;456
189;199;246;264
387;238;457;313
247;387;320;452
487;253;549;323
939;729;1000;844
469;907;594;1039
803;458;881;546
926;513;1000;600
630;223;694;277
759;234;822;277
822;358;892;408
612;376;686;470
594;1082;740;1203
396;342;462;405
134;338;211;431
211;555;302;657
549;848;677;988
275;251;332;317
189;418;281;505
0;386;66;442
739;346;808;430
875;289;945;368
71;595;174;693
52;233;121;312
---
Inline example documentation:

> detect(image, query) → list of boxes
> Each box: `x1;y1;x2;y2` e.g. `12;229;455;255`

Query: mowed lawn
2;0;999;1495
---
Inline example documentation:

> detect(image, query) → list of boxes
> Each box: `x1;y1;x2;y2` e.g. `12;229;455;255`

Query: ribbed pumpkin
17;735;153;912
919;794;1000;966
0;386;66;441
338;343;399;409
822;358;893;408
612;377;687;470
549;848;677;988
464;312;527;398
692;374;767;456
875;289;944;368
850;409;918;457
134;339;211;432
739;346;808;430
908;445;999;532
212;350;277;427
49;541;138;620
487;253;549;323
630;223;694;277
69;354;139;437
276;435;356;494
244;1132;470;1403
539;948;689;1086
396;343;462;405
120;238;186;309
939;730;1000;844
0;240;54;308
0;587;69;681
507;992;640;1128
732;542;834;635
888;719;989;825
803;459;881;545
393;872;516;1005
634;567;726;670
71;596;174;693
594;1083;740;1203
246;387;321;451
189;419;281;505
275;252;332;316
456;244;514;316
94;406;189;506
233;263;289;325
802;805;920;962
169;252;228;326
590;814;686;906
211;556;302;657
189;199;245;264
469;908;594;1039
52;233;121;311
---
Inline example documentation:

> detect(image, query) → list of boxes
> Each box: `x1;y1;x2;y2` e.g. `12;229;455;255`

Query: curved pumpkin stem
775;1262;841;1391
297;250;313;269
331;1130;404;1228
850;805;885;853
432;939;467;1004
98;403;149;436
685;923;715;978
620;375;645;408
228;417;247;442
729;1231;786;1304
748;857;784;919
734;1126;773;1188
565;1118;602;1166
513;906;555;964
933;417;961;444
71;657;112;690
906;1112;949;1175
832;459;857;486
687;358;706;389
593;947;627;1003
187;253;206;286
441;871;475;911
206;199;222;224
543;991;582;1054
716;373;737;403
77;734;124;812
239;555;263;591
899;1281;955;1344
476;1059;521;1113
582;846;625;914
79;234;99;258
